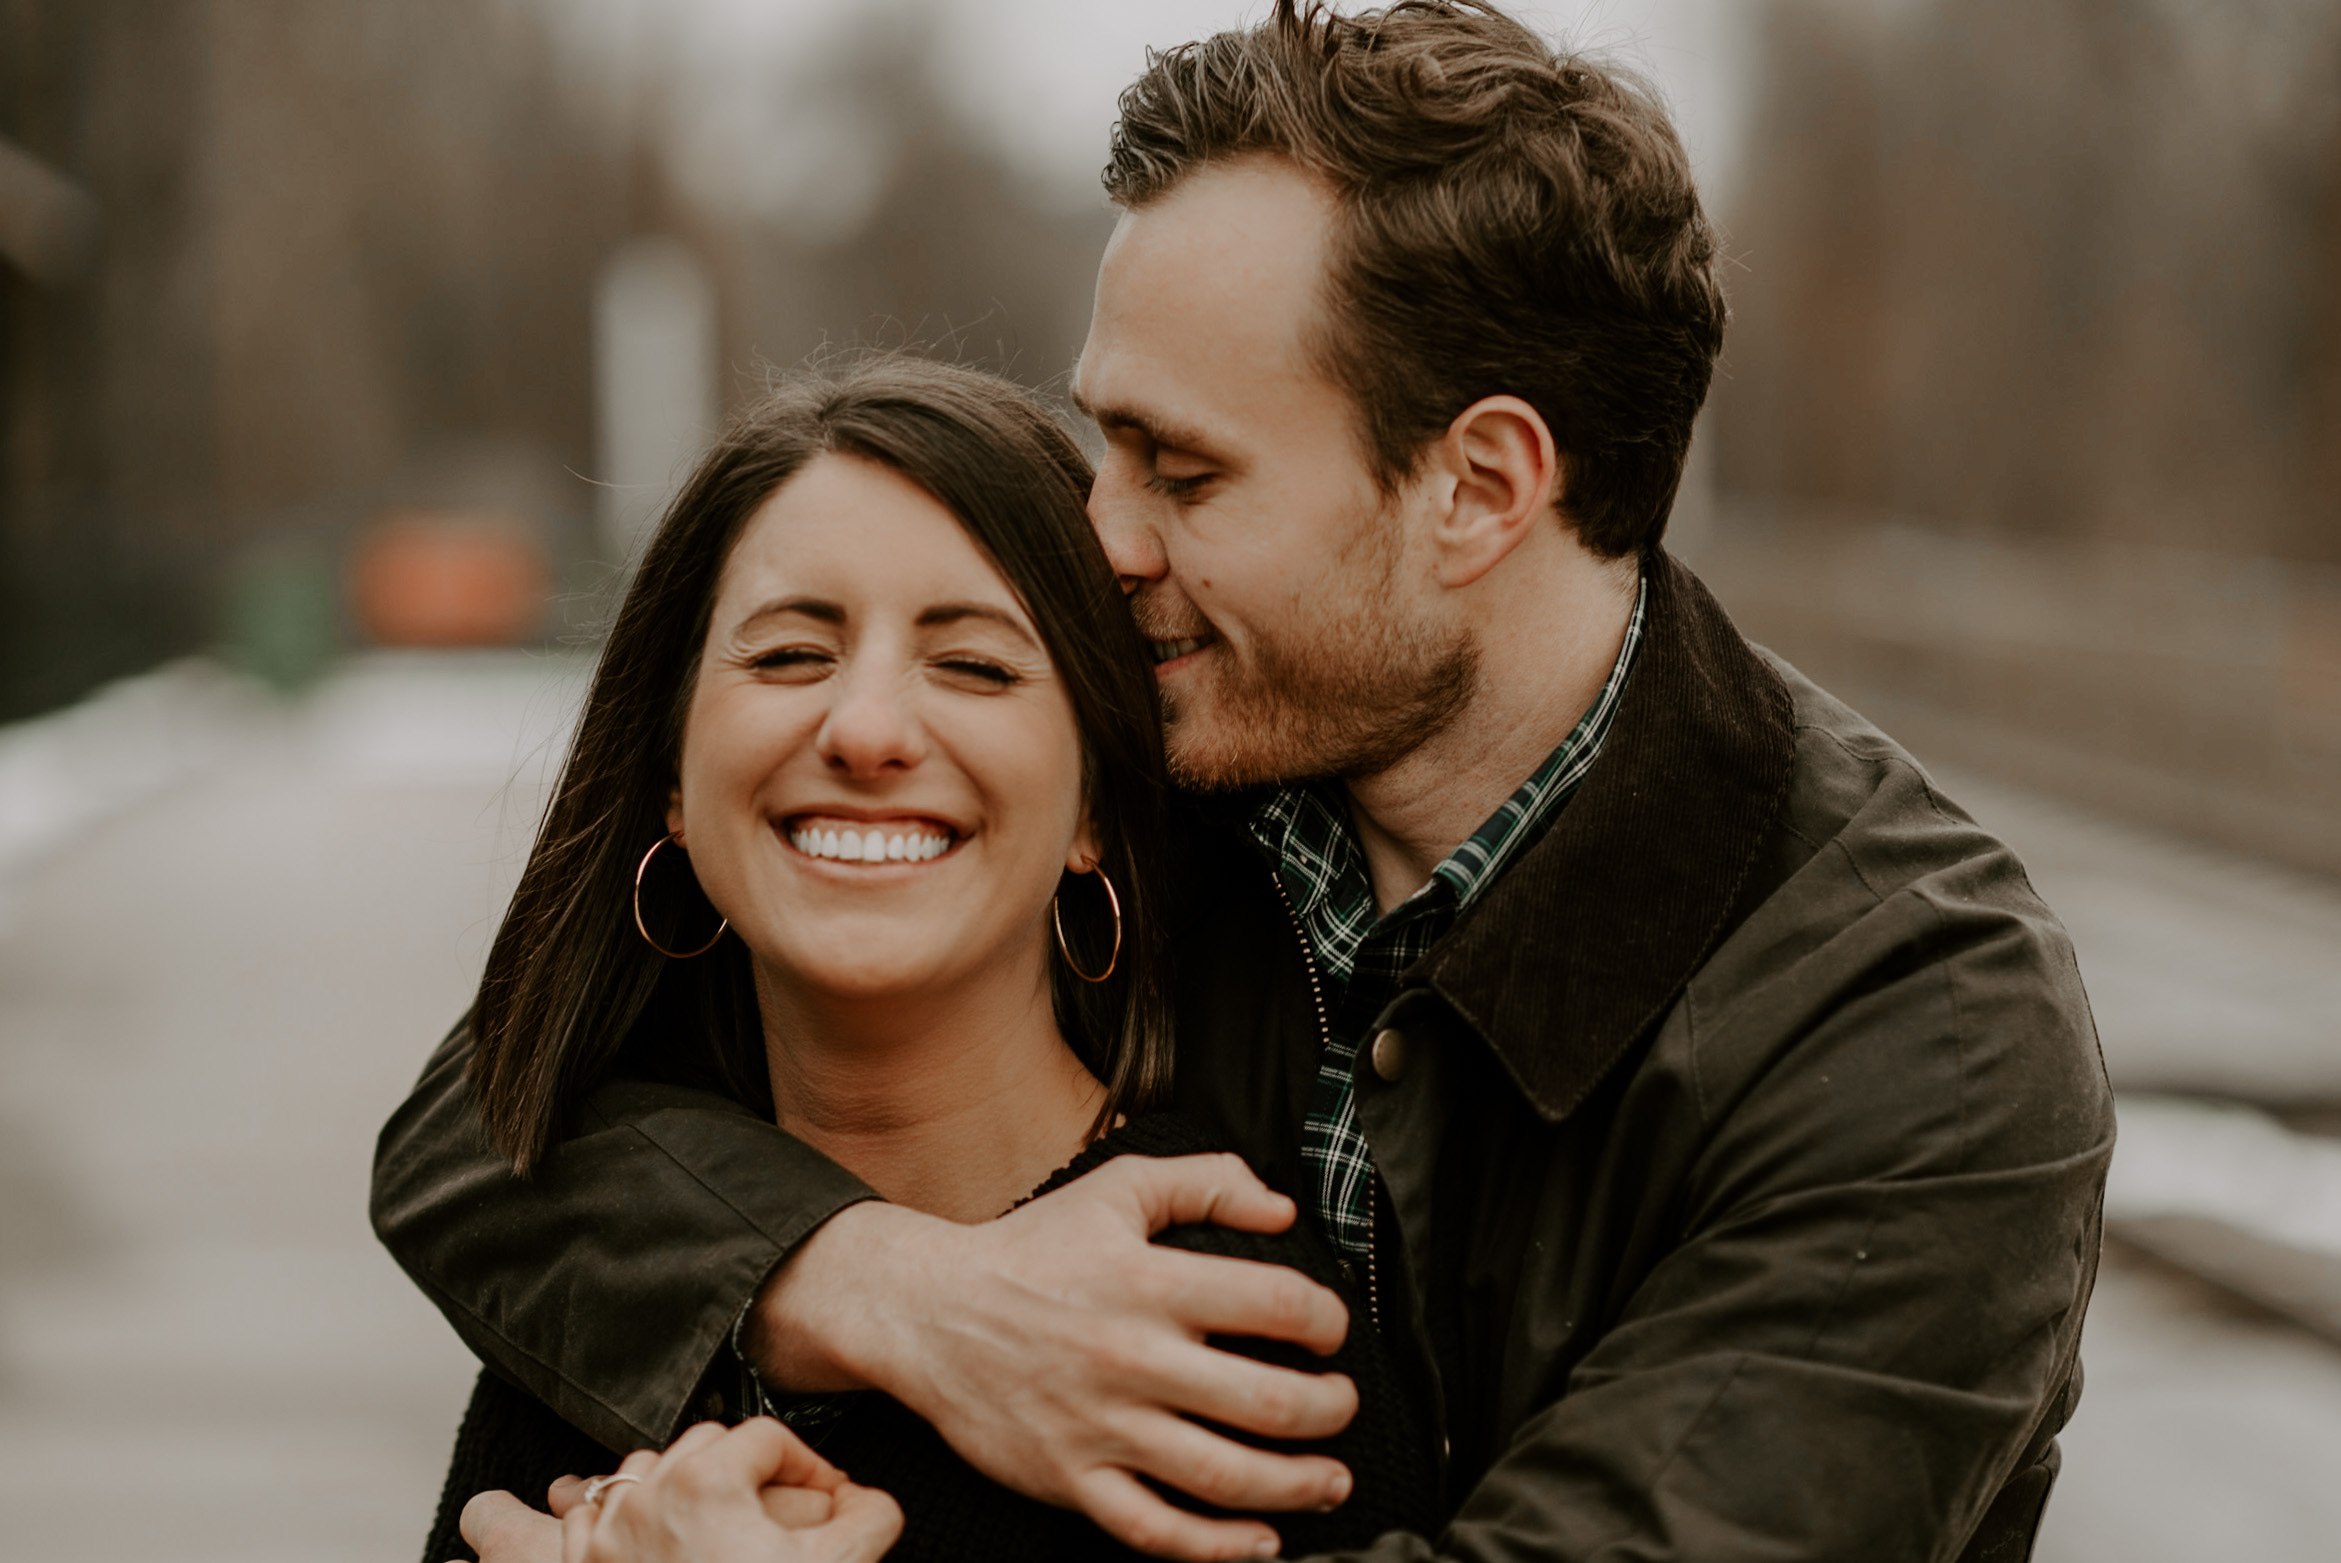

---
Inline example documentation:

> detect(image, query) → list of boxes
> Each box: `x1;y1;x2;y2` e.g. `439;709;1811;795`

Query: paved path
2036;1244;2341;1563
0;654;583;1563
1937;767;2341;1563
0;664;2336;1560
1940;768;2341;1104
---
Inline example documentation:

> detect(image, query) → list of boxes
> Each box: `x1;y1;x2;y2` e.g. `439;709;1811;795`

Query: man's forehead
1076;161;1338;448
1118;156;1335;269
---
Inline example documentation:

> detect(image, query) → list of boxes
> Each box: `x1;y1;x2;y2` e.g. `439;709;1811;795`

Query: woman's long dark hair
470;356;1173;1173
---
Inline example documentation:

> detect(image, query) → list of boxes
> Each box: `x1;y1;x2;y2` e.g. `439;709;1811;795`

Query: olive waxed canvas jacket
372;553;2115;1562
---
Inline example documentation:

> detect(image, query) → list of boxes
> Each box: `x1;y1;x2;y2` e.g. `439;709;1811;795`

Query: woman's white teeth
791;824;952;863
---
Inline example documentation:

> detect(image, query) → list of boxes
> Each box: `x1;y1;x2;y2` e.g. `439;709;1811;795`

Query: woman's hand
458;1419;901;1563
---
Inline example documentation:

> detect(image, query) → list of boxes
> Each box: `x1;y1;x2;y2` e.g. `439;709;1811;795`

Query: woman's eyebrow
917;602;1038;644
735;596;844;631
731;597;1034;645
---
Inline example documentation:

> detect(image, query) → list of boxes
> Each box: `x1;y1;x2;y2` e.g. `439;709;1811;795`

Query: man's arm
373;1020;1361;1559
1327;841;2115;1562
750;1154;1361;1558
372;1019;877;1450
1418;1141;2104;1563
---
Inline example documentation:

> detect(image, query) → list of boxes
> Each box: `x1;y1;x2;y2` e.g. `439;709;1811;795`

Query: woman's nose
814;660;925;777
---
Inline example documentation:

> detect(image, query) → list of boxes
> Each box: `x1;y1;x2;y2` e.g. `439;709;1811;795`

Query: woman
420;357;1438;1562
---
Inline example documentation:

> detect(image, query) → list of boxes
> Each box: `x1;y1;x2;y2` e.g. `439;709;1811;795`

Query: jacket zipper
1266;865;1382;1341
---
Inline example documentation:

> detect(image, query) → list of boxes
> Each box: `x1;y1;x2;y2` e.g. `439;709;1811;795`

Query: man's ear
1428;395;1562;590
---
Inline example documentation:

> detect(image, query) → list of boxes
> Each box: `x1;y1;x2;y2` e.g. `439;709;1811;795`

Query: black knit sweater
423;1113;1440;1562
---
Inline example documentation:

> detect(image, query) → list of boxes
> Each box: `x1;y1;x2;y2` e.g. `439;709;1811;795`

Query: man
376;5;2114;1560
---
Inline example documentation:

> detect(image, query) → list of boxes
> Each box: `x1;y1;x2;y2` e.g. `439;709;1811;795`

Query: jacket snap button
1369;1027;1407;1082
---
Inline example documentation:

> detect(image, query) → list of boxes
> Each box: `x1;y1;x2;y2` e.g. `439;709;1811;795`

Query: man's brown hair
1104;0;1725;558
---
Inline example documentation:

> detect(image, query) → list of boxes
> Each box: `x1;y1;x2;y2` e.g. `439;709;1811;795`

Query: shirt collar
1428;573;1646;907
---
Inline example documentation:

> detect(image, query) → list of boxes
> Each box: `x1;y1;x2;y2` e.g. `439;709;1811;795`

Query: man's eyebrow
1068;385;1222;457
917;602;1039;643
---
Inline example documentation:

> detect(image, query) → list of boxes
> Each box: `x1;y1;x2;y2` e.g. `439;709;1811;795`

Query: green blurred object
222;540;341;692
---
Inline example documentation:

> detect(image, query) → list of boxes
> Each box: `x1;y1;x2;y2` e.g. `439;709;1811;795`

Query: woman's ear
665;785;686;846
1065;808;1103;875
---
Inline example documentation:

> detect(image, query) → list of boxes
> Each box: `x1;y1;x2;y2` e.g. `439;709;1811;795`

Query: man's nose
1088;466;1168;593
815;660;925;776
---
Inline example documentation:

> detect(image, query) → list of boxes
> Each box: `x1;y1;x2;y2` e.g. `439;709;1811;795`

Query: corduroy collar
1412;551;1797;1122
1166;552;1796;1125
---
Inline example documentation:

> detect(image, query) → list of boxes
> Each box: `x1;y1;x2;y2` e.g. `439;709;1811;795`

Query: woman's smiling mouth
785;816;959;864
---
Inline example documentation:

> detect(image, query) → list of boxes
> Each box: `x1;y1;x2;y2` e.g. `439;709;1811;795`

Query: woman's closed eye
933;654;1020;689
748;645;834;678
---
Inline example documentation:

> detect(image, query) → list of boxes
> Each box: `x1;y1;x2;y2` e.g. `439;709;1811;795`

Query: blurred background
1;1;2336;1559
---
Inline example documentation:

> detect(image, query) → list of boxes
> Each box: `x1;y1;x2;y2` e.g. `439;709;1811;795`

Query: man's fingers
1078;1465;1281;1563
813;1483;906;1563
1115;1154;1296;1237
460;1491;562;1563
661;1422;729;1462
719;1415;852;1494
1130;1409;1354;1516
759;1482;836;1528
1118;1329;1358;1447
1152;1248;1351;1358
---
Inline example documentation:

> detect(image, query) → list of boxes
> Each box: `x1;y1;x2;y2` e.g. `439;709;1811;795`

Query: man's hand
458;1419;901;1563
750;1152;1359;1561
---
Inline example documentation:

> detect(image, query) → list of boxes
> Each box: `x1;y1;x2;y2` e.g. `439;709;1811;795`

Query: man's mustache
1125;590;1214;645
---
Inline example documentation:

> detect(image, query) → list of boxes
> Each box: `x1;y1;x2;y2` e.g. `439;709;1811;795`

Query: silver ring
580;1473;643;1506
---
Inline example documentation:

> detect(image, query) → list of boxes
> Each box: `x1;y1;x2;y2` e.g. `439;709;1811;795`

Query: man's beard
1150;535;1479;791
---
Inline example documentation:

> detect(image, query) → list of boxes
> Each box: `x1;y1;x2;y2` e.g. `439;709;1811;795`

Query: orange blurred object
349;510;550;647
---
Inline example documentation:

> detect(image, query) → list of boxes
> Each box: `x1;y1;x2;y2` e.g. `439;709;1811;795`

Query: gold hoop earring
1052;866;1122;983
633;834;728;959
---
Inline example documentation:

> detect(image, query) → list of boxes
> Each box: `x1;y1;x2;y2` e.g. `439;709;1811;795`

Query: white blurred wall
595;236;721;559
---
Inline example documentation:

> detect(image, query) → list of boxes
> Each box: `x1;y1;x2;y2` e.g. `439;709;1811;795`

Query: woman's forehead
718;453;1030;624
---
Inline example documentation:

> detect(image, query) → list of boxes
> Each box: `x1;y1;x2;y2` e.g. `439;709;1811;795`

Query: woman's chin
746;940;991;1007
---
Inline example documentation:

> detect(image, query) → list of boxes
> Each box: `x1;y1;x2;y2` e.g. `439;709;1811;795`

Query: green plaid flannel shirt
1247;575;1647;1262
